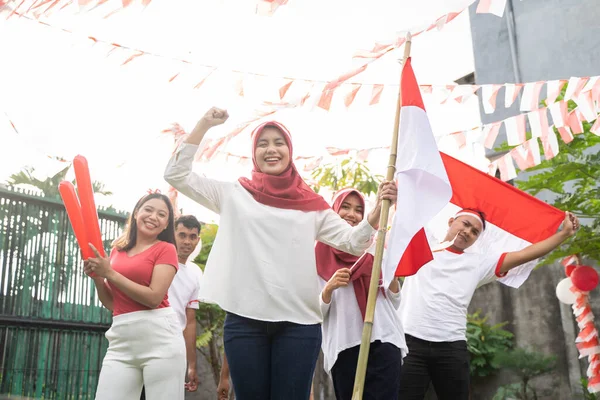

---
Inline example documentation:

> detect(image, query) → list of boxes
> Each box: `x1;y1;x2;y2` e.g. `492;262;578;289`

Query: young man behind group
169;215;204;392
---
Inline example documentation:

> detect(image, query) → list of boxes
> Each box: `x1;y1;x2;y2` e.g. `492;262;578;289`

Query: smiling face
445;214;483;250
254;127;291;176
134;198;170;240
175;224;200;261
337;193;364;227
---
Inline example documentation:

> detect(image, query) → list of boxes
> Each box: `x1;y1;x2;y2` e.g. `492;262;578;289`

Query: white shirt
164;143;375;325
319;279;407;374
399;248;532;342
168;261;203;331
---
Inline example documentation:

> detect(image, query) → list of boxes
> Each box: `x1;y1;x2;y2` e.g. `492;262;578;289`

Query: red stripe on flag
395;228;433;277
400;58;425;111
440;152;564;244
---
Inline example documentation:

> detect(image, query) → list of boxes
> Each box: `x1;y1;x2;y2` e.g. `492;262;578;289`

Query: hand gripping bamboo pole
351;32;412;400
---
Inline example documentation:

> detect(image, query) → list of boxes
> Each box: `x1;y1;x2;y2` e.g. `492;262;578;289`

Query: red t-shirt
108;241;179;316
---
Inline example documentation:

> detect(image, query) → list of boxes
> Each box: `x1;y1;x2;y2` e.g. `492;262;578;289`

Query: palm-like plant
7;164;113;198
4;163;113;303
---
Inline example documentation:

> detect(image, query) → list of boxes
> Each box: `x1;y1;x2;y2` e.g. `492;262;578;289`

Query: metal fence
0;187;127;399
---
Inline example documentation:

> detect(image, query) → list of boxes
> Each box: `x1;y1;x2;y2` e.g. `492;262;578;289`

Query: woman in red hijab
317;188;406;400
164;107;397;400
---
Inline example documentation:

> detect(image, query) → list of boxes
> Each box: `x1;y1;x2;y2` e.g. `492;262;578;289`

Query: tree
495;90;600;264
310;157;383;197
467;310;514;378
7;164;113;198
493;347;557;399
192;224;227;388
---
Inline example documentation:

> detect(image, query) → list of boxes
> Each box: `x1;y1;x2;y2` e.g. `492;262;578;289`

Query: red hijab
315;188;376;320
238;121;329;212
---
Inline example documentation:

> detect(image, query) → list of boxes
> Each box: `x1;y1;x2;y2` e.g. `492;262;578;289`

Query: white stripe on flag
426;204;536;289
505;114;527;145
384;105;451;285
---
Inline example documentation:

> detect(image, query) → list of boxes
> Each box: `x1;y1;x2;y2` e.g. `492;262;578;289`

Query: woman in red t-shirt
84;192;184;400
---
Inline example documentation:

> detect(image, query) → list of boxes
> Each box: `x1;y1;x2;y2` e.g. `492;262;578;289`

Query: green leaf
195;330;213;348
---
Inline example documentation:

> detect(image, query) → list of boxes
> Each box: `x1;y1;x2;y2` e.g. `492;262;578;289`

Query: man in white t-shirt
169;215;204;392
398;208;579;400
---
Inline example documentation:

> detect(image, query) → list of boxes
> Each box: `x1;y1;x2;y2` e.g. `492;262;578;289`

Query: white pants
95;308;185;400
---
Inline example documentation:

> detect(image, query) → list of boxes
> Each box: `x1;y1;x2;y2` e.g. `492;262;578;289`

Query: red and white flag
382;57;452;285
429;153;566;288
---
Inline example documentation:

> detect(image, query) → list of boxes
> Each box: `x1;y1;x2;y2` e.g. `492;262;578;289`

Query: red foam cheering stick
73;155;105;257
58;181;95;260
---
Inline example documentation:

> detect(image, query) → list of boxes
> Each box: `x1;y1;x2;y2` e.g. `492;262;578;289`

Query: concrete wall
468;0;600;147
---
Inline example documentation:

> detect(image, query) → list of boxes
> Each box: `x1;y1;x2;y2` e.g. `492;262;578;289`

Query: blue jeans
223;313;322;400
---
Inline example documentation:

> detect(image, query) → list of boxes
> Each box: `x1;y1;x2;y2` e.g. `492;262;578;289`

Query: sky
0;0;483;223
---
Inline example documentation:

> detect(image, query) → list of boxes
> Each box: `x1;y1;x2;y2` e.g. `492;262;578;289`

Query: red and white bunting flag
488;160;498;177
591;118;600;136
546;80;566;105
121;50;144;66
588;364;600;384
528;108;550;138
562;255;579;267
279;80;293;100
577;323;599;344
369;84;385;105
482;84;503;114
497;152;517;181
193;68;216;90
505;83;524;108
541;126;560;159
577;337;600;358
575;303;593;318
557;126;574;143
505;114;527;145
317;88;335;111
432;85;454;103
167;186;181;219
453;84;480;104
235;73;244;97
576;91;597;122
568;109;584;134
590;79;600;106
303;156;322;172
421;85;433;94
589;375;600;393
574;294;590;309
256;0;288;16
476;0;507;17
582;76;600;94
520;81;544;111
344;83;361;108
549;101;568;128
483;121;502;149
578;306;595;326
565;77;588;101
510;137;540;171
326;147;350;156
438;152;564;287
383;57;452;284
451;131;467;149
357;149;370;162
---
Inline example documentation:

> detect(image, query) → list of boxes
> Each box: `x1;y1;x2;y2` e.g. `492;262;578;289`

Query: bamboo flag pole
351;32;412;400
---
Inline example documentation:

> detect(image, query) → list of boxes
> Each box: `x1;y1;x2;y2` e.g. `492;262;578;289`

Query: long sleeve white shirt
164;143;376;324
319;278;407;374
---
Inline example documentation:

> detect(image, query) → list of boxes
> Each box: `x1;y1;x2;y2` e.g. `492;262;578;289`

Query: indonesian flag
382;57;452;285
425;153;566;288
